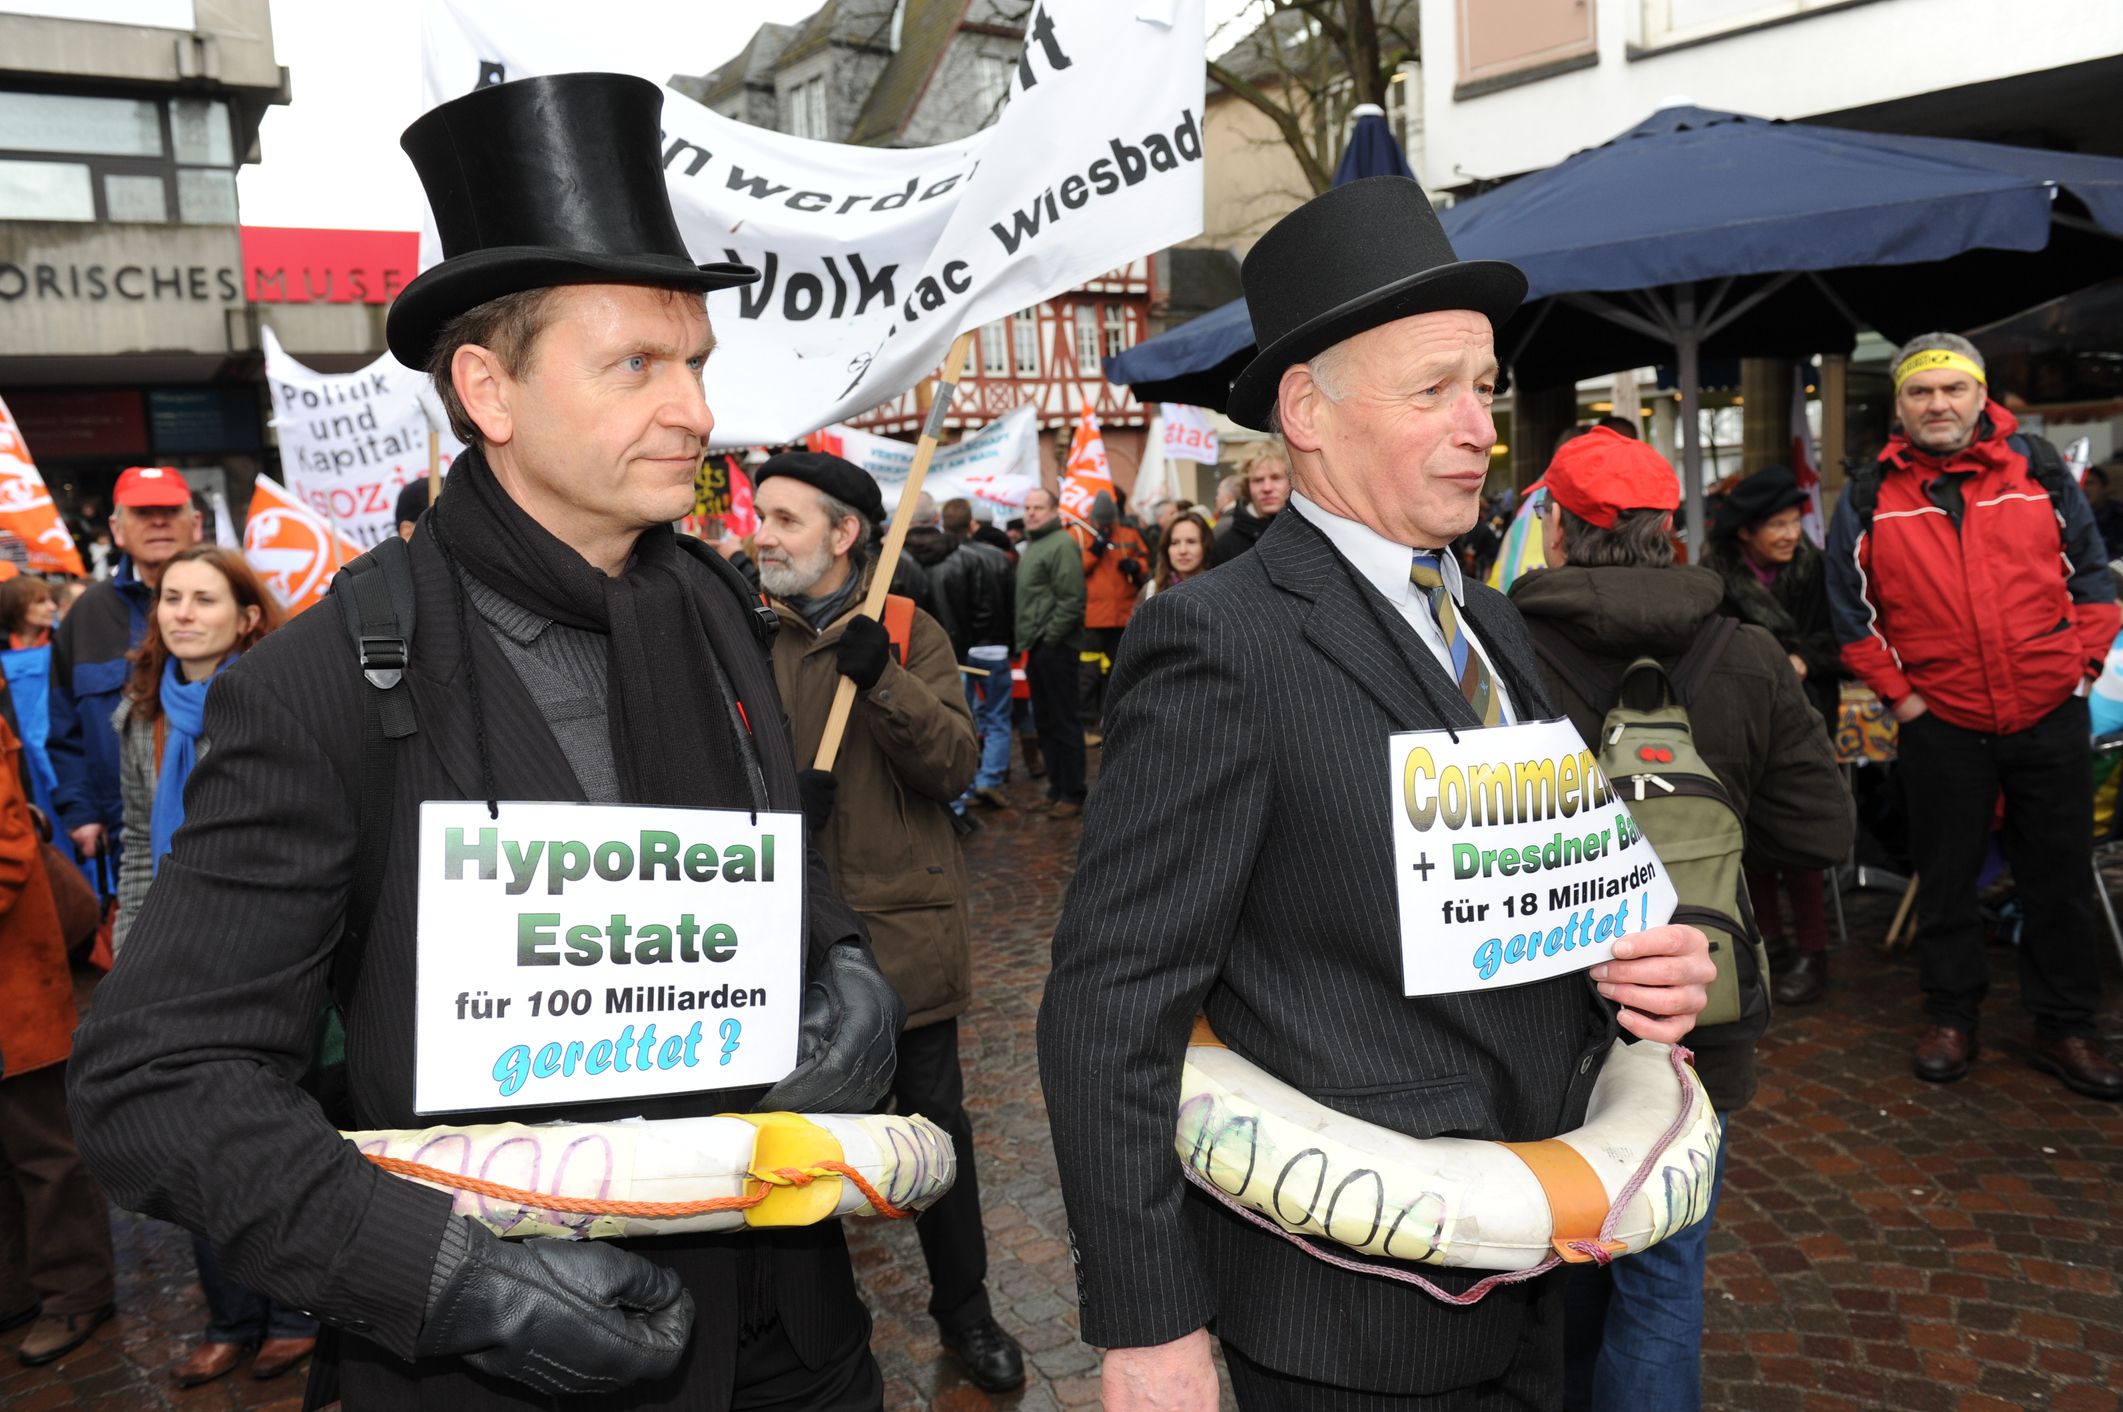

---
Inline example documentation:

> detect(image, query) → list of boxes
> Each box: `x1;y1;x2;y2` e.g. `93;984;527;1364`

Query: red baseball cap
1543;428;1679;529
113;465;194;508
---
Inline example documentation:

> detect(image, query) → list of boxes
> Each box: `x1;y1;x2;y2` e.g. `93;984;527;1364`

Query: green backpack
1533;617;1767;1030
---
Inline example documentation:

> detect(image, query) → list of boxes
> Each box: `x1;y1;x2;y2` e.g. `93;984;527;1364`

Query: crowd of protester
9;329;2122;1408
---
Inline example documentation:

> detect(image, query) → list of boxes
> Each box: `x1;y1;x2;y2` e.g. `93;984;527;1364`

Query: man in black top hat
1039;176;1714;1408
69;74;901;1412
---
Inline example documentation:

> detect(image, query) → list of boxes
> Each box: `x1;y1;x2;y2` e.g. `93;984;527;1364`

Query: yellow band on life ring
1494;1138;1626;1262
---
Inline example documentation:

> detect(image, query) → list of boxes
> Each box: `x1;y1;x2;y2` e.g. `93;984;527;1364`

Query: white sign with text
1388;718;1677;996
414;800;804;1114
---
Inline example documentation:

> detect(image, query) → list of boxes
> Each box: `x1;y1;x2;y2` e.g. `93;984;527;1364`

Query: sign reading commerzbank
414;800;803;1114
1386;719;1676;997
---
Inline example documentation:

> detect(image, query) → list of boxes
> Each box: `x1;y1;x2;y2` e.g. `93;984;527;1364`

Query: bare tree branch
1206;56;1334;194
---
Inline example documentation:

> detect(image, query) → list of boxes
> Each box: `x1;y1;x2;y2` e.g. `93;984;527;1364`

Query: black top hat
1227;177;1527;431
385;74;759;368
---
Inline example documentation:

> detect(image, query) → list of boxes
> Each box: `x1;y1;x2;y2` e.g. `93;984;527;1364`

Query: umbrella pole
1676;284;1704;551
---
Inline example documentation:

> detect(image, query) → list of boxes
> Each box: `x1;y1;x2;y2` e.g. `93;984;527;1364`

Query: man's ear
452;344;514;446
831;514;864;559
1278;366;1327;454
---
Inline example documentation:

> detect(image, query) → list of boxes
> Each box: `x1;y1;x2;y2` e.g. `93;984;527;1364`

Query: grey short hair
1265;341;1354;437
1891;331;1986;382
1557;505;1676;569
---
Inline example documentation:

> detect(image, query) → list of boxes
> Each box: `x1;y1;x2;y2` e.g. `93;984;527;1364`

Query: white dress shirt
1290;491;1515;724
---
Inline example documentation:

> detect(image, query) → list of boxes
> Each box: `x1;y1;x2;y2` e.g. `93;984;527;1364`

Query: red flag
725;460;757;538
244;475;362;615
0;394;86;576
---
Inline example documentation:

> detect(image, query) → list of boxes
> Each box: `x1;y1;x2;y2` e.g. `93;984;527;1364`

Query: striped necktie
1409;551;1502;726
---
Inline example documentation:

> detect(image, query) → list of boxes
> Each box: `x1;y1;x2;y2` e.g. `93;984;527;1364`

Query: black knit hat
1712;465;1808;540
754;451;886;528
1228;176;1526;430
395;478;430;528
386;74;759;368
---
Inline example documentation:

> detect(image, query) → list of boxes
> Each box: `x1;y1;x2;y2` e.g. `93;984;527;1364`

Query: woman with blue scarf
109;545;306;1389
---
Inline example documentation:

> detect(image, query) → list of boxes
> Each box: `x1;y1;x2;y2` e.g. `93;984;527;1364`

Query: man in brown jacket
750;452;1024;1393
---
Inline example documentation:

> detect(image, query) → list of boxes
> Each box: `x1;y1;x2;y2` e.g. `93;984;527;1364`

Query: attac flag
244;475;363;615
1058;401;1112;524
0;394;87;577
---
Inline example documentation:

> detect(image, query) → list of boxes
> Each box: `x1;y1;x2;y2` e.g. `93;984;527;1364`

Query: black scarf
431;447;757;811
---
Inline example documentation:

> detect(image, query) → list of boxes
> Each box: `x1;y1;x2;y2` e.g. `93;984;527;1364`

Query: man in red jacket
1826;332;2122;1099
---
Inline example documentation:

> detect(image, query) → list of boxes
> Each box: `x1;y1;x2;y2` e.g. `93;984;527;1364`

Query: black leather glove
1089;531;1112;557
797;768;837;834
416;1218;693;1396
836;614;891;691
758;944;904;1113
1118;557;1144;586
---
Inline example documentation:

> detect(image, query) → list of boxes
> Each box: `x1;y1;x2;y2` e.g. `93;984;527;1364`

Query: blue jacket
49;561;151;844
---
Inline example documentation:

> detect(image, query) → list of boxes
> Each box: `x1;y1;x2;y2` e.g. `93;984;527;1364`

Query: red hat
113;465;194;508
1543;428;1679;529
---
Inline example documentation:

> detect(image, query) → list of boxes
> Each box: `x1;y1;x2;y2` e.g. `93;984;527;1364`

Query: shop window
177;167;238;224
0;91;162;158
0;158;93;221
103;172;169;222
1456;0;1595;88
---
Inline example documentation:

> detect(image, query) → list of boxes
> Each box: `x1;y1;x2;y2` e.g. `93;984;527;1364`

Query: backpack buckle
359;634;407;690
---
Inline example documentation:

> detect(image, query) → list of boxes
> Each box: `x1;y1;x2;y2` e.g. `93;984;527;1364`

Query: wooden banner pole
428;431;442;504
811;328;978;772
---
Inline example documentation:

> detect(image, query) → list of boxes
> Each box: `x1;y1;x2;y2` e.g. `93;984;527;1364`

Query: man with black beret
1039;177;1716;1409
752;450;1025;1392
69;74;903;1410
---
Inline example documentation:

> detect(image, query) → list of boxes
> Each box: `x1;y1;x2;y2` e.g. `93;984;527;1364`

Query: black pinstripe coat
1037;508;1616;1400
65;528;870;1412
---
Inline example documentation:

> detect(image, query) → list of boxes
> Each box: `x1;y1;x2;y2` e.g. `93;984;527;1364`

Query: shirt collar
1290;491;1464;606
461;571;552;648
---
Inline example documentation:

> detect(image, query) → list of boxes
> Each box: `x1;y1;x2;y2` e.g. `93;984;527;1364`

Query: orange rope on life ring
362;1152;912;1222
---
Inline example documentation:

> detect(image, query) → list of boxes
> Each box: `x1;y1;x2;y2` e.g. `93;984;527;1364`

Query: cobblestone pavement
9;759;2121;1410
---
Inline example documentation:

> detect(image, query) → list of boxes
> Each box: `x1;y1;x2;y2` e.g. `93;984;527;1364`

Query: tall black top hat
1227;176;1527;431
385;73;759;368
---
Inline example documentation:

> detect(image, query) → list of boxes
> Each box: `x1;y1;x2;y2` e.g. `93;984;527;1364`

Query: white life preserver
346;1111;956;1240
1175;1023;1718;1279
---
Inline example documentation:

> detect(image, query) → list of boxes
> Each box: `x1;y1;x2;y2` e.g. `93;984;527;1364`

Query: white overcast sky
236;0;1262;232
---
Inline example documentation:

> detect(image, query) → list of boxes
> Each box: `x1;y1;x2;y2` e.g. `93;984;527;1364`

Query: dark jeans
889;1019;992;1332
1025;641;1086;803
1899;695;2102;1037
1744;867;1828;954
1079;626;1125;727
193;1229;317;1344
0;1062;115;1319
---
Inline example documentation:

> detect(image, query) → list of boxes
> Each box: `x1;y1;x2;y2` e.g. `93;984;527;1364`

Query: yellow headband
1894;348;1986;392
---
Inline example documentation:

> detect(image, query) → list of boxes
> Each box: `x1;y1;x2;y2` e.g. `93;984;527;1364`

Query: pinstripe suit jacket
1037;507;1616;1397
66;527;869;1412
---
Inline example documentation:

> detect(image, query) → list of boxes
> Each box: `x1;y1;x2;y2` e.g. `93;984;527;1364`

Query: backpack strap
1529;627;1621;717
1845;461;1884;534
1669;615;1740;707
671;533;780;648
329;535;418;1009
2008;431;2072;507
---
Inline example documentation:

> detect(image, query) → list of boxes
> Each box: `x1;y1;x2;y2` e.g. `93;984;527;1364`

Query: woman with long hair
1145;509;1213;598
0;576;56;650
0;577;66;845
111;546;305;1387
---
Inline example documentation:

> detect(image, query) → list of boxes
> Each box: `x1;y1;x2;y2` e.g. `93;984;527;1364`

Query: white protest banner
263;326;462;552
414;801;804;1114
420;0;1205;445
808;404;1041;511
1388;718;1677;996
1161;403;1220;463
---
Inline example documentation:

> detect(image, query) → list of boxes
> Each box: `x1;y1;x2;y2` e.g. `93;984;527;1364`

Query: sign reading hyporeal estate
1388;719;1676;997
420;0;1206;446
414;801;804;1114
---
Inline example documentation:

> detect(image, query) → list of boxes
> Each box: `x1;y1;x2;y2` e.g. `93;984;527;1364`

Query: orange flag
0;394;87;576
1057;401;1112;525
244;475;362;615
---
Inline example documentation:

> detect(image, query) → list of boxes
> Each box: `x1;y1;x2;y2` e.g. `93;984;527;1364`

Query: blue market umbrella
1435;105;2123;533
1105;104;1413;406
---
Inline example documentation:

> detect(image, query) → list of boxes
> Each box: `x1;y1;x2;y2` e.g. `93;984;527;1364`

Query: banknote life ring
346;1111;957;1239
1175;1023;1718;1282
